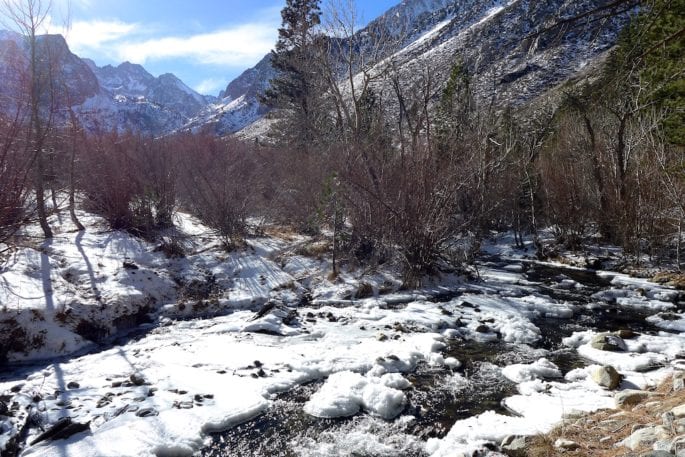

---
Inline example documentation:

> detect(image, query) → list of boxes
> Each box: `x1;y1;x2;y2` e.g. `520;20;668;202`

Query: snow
2;216;684;456
563;330;683;372
501;358;562;383
303;371;409;420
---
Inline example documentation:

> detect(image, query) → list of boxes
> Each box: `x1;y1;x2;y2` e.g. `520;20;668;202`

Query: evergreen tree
263;0;323;150
610;0;685;145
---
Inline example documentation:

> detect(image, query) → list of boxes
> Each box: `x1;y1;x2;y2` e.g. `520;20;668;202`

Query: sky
41;0;399;96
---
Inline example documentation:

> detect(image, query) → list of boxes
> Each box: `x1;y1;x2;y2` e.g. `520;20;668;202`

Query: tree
1;0;54;238
263;0;324;151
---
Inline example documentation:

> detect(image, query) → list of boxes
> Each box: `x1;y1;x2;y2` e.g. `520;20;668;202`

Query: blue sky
47;0;398;96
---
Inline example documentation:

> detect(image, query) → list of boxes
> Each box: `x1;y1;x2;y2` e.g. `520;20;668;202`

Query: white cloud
116;22;277;66
194;77;229;95
65;19;138;53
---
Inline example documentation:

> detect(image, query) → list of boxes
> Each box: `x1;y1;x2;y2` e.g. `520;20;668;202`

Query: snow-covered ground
0;219;683;456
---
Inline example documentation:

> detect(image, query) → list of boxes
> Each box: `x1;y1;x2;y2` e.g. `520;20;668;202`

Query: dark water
201;262;683;457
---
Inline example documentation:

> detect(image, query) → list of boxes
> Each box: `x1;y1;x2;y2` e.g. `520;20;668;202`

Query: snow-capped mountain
181;54;274;135
202;0;632;137
0;30;210;135
0;0;633;137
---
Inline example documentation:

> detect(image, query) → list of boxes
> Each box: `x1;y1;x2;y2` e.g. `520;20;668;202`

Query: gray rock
672;435;685;453
554;438;580;450
674;371;685;391
663;411;675;429
673;405;685;419
621;426;670;450
130;373;146;386
591;333;628;351
641;451;674;457
500;435;528;457
616;390;651;409
676;419;685;434
592;365;622;390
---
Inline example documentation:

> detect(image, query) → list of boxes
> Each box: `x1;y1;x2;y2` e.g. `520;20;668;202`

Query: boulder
615;390;651;409
592;366;622;390
591;333;628;351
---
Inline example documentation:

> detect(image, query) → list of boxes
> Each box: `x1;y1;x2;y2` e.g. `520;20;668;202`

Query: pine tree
263;0;323;150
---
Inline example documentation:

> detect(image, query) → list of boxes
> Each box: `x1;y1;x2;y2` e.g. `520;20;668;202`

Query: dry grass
527;376;684;456
261;224;303;242
652;272;685;290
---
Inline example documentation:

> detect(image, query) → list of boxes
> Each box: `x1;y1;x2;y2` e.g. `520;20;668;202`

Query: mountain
0;0;633;137
206;0;632;138
181;54;274;135
0;30;209;135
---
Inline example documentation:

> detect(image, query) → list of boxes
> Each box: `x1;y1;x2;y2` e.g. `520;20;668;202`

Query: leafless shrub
178;134;258;249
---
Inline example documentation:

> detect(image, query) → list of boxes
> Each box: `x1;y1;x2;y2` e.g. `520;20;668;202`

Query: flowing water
201;262;683;456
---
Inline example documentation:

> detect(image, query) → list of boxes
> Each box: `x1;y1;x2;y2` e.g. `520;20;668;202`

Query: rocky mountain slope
0;0;634;137
0;31;210;135
212;0;632;138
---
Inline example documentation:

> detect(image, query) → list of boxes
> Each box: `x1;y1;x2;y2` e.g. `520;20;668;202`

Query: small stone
554;439;580;450
377;333;388;341
615;329;638;339
10;385;23;393
136;408;158;417
500;435;528;456
591;333;628;351
641;451;674;457
130;373;146;386
673;405;685;419
674;371;685;391
475;325;490;333
621;426;670;450
616;390;651;409
592;366;622;390
66;382;80;390
672;435;685;453
663;412;676;429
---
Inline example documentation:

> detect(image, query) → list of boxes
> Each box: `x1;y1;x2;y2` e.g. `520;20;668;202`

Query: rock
620;426;670;450
663;411;675;429
616;390;651;409
130;373;146;386
615;329;638;339
675;419;685;434
592;366;622;390
673;405;685;419
66;382;80;390
500;435;528;456
671;435;685;453
591;333;628;351
123;260;139;270
475;325;490;333
674;371;685;391
135;408;158;417
554;438;580;450
30;417;90;445
641;451;674;457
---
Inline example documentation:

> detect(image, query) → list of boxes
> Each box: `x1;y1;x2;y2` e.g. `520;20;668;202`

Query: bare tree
1;0;55;238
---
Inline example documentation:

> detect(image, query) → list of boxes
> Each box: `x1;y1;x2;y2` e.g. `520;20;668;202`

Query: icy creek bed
1;221;684;457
